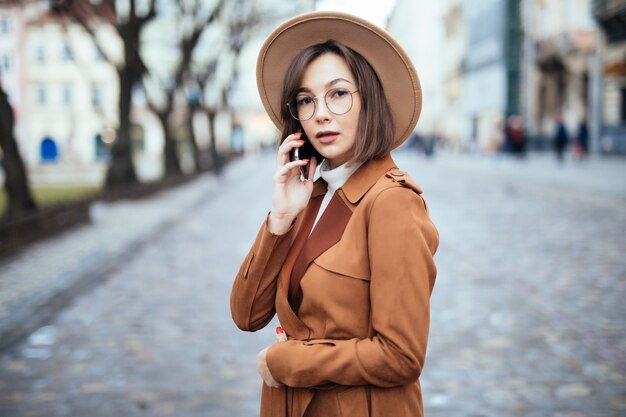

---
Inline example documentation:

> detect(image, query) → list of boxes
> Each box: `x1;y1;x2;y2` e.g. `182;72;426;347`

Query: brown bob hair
279;40;395;164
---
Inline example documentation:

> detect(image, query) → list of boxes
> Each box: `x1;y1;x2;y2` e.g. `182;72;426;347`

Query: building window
95;133;112;161
92;84;103;109
35;45;45;63
62;43;73;61
1;55;10;72
0;17;9;34
36;85;47;106
63;85;72;106
0;16;11;35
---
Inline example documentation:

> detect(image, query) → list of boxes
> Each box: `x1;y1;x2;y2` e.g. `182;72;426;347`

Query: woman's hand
268;132;318;235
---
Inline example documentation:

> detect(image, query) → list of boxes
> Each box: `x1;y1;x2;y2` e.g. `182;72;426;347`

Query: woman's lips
316;131;339;144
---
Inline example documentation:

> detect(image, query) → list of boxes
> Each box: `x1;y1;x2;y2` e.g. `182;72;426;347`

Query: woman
230;11;439;417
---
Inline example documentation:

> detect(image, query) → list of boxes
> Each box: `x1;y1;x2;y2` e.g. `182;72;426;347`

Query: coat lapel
280;195;324;295
288;192;353;312
275;154;397;332
275;179;326;339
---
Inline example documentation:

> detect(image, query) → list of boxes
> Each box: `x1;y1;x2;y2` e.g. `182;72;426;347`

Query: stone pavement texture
0;171;220;350
0;150;625;417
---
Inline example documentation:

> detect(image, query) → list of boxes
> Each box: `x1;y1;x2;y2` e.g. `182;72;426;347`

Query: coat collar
311;177;327;198
341;153;397;204
311;153;397;203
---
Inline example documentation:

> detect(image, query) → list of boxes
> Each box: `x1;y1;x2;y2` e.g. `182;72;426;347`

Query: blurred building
387;0;447;145
388;0;523;152
593;0;626;153
462;0;505;150
522;0;595;150
462;0;522;152
25;14;120;169
388;0;626;155
440;0;469;150
0;1;127;184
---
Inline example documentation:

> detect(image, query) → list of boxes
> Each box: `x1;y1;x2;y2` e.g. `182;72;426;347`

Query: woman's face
298;53;361;169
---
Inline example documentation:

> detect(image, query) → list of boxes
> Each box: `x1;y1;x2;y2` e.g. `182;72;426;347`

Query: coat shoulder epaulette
384;169;423;195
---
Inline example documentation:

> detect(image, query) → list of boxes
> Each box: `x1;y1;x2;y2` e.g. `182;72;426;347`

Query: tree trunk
105;67;138;190
157;112;182;177
185;106;204;172
0;84;36;218
207;109;222;174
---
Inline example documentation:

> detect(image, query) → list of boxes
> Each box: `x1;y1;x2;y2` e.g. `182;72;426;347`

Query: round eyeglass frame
286;89;360;121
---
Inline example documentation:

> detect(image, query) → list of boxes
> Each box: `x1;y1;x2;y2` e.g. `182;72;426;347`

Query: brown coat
231;154;439;417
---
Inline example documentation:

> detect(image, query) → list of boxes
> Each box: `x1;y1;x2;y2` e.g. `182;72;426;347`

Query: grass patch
0;185;102;218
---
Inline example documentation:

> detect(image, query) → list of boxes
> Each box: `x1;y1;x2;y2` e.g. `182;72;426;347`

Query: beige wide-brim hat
256;11;422;149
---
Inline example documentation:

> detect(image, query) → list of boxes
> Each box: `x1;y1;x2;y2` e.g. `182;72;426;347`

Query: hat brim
256;11;422;149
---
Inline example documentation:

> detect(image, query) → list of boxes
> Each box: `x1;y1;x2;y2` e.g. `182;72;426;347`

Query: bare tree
52;0;157;191
185;0;259;174
144;0;224;177
0;80;36;218
0;1;36;218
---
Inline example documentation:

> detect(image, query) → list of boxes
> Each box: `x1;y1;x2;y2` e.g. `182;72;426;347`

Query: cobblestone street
0;150;625;417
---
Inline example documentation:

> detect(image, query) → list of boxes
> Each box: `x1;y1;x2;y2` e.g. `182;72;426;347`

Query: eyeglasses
286;88;359;121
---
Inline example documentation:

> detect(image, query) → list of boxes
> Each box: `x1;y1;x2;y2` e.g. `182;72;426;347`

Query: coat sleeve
230;212;297;332
265;187;439;388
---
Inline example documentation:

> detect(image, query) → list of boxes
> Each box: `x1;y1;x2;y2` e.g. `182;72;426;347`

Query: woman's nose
314;98;332;122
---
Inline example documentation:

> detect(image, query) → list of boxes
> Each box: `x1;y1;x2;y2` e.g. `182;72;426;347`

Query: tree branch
139;0;158;24
72;16;118;69
51;0;119;67
175;0;225;87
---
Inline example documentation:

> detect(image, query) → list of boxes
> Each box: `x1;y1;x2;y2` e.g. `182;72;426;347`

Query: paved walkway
0;149;624;417
0;169;221;351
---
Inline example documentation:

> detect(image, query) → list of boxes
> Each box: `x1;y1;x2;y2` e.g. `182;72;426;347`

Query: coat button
390;169;404;177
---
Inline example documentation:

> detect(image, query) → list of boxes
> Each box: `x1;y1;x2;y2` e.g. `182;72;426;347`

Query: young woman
230;11;439;417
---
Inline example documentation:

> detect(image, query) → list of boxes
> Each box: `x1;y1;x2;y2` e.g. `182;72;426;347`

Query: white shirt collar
319;158;364;194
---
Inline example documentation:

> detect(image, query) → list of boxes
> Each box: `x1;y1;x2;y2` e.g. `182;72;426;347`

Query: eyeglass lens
289;88;355;121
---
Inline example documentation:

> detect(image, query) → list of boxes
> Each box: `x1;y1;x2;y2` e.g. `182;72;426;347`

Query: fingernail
297;140;304;144
293;132;302;137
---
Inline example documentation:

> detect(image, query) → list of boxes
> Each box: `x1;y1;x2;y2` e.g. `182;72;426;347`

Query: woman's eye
330;89;349;99
296;96;313;105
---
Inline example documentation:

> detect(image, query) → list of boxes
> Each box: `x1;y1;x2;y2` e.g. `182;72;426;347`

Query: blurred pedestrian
554;112;569;163
406;130;423;153
505;115;526;158
230;11;439;417
425;134;437;157
573;119;589;161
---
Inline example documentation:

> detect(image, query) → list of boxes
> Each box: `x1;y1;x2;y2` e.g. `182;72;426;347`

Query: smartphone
289;129;323;180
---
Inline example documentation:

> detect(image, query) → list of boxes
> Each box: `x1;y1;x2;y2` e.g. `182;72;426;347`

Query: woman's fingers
274;159;309;183
277;133;303;165
276;158;309;177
